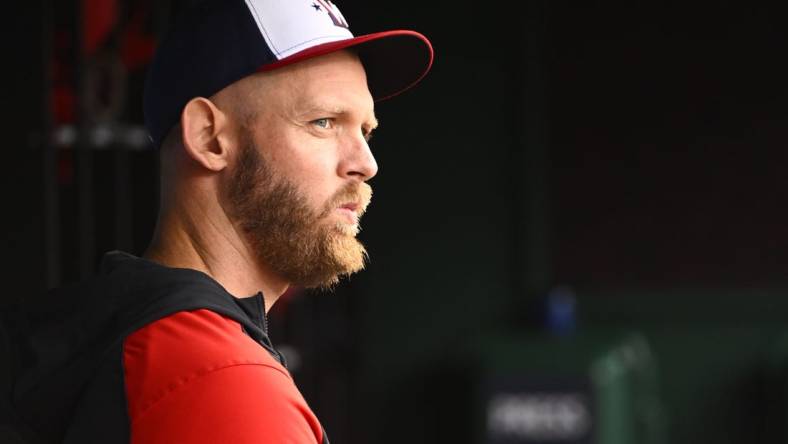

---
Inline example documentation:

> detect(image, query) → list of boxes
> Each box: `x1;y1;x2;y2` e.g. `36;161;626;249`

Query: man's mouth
337;202;360;224
325;183;372;228
340;202;359;212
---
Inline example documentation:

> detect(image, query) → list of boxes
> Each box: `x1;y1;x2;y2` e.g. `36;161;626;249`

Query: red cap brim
258;30;434;101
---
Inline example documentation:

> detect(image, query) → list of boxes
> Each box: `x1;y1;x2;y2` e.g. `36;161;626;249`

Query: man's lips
336;202;365;225
340;202;359;212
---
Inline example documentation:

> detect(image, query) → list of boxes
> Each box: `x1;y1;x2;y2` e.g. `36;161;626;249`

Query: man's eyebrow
298;102;379;128
299;102;344;115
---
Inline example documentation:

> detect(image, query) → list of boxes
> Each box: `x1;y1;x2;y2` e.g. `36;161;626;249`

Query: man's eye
312;118;332;129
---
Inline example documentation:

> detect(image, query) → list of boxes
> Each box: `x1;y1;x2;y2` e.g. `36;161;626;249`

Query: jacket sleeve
129;363;322;443
123;309;323;444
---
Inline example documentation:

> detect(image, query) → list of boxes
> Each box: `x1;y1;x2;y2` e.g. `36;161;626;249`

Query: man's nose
340;134;378;181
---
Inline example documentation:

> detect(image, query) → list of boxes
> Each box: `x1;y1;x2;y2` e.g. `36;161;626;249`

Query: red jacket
10;251;328;443
125;309;324;443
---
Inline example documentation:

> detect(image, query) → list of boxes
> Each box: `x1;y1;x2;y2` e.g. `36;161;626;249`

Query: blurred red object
82;0;117;56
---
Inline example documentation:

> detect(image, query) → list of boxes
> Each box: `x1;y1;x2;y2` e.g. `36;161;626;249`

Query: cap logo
312;0;349;30
244;0;355;59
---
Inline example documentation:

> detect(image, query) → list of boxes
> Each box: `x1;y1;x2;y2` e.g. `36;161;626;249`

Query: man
6;1;432;442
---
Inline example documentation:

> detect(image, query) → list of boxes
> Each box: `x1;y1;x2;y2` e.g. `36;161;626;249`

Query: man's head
145;1;432;291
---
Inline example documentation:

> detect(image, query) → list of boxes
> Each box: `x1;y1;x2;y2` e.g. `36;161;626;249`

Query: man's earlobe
181;97;230;172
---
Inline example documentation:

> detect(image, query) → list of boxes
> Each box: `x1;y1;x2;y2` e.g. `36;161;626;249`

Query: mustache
320;182;373;218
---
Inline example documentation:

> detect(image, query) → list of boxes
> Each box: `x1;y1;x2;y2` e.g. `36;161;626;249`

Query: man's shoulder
124;309;282;374
123;309;290;422
80;251;252;337
7;253;279;442
38;251;230;318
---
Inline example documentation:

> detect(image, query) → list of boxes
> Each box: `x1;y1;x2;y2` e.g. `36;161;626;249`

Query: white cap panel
244;0;354;59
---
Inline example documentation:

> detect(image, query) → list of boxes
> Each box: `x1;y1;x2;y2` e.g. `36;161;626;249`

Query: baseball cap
143;0;434;147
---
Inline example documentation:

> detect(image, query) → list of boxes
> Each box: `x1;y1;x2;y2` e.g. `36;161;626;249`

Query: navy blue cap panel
143;0;276;147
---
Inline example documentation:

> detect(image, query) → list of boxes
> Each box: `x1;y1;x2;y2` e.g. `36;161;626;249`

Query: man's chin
333;222;360;237
329;233;367;272
283;232;367;290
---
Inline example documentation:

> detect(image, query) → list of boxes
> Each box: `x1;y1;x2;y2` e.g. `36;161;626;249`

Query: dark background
5;1;788;443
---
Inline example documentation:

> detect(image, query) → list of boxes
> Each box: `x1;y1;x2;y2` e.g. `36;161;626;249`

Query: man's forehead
222;51;375;122
264;50;365;84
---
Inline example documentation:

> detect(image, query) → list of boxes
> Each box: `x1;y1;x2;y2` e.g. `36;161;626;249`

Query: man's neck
143;208;288;312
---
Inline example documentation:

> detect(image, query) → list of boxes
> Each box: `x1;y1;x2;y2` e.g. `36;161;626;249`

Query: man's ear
180;97;231;172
